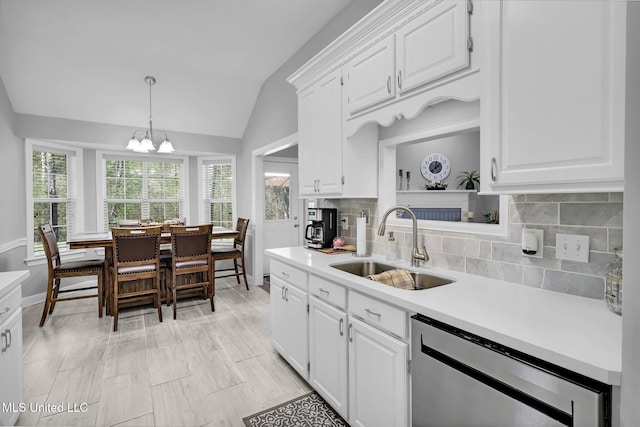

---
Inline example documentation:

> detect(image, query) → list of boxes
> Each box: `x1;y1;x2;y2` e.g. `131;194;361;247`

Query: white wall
238;0;385;218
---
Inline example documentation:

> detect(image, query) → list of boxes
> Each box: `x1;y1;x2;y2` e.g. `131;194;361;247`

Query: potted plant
456;170;480;190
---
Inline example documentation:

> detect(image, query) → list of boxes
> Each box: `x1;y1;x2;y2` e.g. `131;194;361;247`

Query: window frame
197;155;237;228
25;139;85;263
95;150;190;232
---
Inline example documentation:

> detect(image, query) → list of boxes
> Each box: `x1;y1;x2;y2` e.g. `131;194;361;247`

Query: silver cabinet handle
348;323;353;342
491;157;497;182
281;286;286;300
5;329;10;348
319;288;330;296
0;331;6;353
387;76;391;94
339;318;344;336
284;287;288;302
281;271;289;278
0;307;9;315
397;70;402;89
365;308;382;318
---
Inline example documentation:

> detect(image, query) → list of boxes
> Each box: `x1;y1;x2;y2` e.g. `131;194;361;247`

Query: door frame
251;133;301;285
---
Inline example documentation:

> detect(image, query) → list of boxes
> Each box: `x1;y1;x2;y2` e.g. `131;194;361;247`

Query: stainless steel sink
330;261;454;290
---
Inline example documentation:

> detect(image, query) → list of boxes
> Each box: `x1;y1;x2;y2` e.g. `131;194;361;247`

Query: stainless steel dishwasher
411;314;611;427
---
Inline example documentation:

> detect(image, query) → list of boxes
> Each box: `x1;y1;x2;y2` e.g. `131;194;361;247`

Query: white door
263;160;301;275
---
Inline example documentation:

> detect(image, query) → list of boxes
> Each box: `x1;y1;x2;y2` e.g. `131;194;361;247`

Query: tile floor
17;278;311;427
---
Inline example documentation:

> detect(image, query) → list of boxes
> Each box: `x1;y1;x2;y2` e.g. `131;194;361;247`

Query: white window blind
31;148;76;254
103;157;183;229
202;160;233;228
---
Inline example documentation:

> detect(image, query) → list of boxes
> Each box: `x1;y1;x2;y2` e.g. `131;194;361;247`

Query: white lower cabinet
270;274;309;380
348;316;409;427
0;284;24;427
309;295;349;419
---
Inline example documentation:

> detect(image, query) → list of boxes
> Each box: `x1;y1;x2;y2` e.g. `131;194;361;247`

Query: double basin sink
330;260;454;291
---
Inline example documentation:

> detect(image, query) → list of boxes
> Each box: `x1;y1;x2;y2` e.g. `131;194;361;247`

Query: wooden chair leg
233;259;240;284
49;278;61;314
39;276;54;327
113;282;119;332
156;275;163;323
241;254;249;290
172;283;177;320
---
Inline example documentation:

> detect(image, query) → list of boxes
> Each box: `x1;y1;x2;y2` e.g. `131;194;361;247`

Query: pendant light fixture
126;76;175;153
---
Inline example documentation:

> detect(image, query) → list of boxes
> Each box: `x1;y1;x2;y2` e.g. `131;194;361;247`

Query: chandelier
126;76;175;153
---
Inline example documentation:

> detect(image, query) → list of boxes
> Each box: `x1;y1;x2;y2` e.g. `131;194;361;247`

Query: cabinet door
482;0;625;192
348;317;408;427
269;276;288;356
298;85;321;196
345;36;396;115
0;309;23;427
285;284;309;379
396;0;470;94
309;296;348;419
316;69;343;195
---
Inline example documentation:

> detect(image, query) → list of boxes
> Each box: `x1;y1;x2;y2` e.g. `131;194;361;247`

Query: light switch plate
556;233;590;263
339;213;348;230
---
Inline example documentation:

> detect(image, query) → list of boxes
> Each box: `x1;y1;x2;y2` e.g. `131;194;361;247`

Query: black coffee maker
305;208;338;249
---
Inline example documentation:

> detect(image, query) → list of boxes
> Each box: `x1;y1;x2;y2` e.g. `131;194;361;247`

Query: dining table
69;226;239;315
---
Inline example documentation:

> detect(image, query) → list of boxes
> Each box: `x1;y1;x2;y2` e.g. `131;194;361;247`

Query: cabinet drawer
271;260;308;291
309;275;346;310
0;286;21;325
349;291;407;339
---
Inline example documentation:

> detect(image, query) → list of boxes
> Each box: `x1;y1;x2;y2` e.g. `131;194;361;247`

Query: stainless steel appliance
411;314;611;427
305;208;337;249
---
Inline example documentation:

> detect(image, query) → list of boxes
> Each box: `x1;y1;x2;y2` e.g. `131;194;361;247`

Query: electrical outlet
339;213;348;230
556;233;590;263
522;229;543;258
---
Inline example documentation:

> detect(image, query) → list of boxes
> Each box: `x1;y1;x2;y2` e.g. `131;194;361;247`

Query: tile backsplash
324;193;623;300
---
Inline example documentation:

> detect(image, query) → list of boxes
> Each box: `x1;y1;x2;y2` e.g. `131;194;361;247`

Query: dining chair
111;226;163;331
166;224;214;319
211;218;250;290
38;224;104;327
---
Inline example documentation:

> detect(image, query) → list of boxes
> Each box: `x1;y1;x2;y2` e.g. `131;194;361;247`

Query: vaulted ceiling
0;0;351;139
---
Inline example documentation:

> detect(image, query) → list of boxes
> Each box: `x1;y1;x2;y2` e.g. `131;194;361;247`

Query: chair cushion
56;259;104;273
211;247;241;255
175;260;208;269
117;265;156;275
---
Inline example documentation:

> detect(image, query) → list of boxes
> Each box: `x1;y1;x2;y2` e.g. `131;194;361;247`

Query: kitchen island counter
266;246;622;386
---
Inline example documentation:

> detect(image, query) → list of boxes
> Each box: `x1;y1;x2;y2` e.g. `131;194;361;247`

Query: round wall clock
421;153;451;181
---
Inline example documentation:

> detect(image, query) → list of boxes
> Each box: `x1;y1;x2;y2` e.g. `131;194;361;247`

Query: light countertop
0;270;29;301
266;247;622;386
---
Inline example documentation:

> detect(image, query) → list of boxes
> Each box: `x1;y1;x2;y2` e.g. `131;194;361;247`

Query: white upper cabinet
345;36;396;115
481;0;626;193
343;0;473;124
297;70;343;197
395;0;470;94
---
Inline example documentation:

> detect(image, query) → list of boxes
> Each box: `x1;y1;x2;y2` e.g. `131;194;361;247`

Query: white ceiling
0;0;351;139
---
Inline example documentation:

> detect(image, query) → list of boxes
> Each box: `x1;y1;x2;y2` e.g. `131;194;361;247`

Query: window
27;141;81;256
201;158;235;228
103;157;183;229
264;172;290;220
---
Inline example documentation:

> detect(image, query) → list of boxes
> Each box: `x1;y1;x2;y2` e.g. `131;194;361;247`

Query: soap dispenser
386;231;400;262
